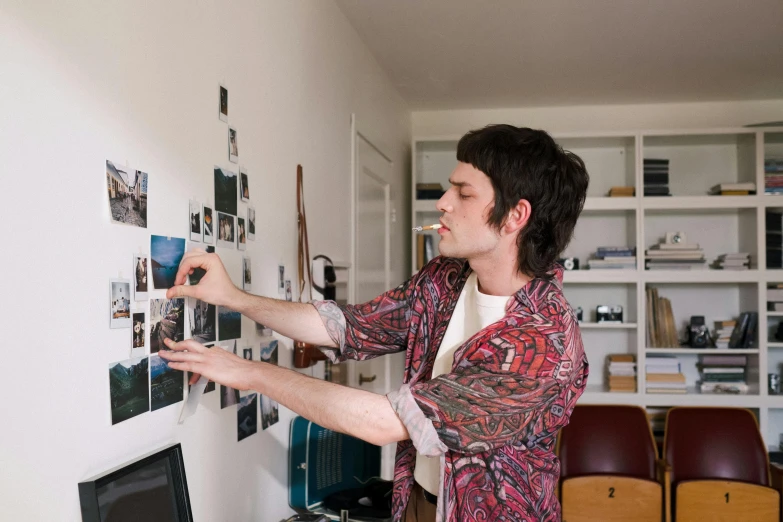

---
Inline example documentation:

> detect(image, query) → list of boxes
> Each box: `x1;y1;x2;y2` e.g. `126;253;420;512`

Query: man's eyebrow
448;178;472;188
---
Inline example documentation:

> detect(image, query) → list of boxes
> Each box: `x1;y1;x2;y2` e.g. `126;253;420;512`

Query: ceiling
335;0;783;110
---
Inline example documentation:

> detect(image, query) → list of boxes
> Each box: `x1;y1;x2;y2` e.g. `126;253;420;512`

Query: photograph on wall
106;160;148;229
150;235;186;290
187;243;215;285
278;265;285;291
260;339;278;366
188;344;214;394
149;298;185;353
216;212;235;249
214;166;237;216
240;167;250;201
189;200;202;242
237;393;258;441
285;280;293;302
220;342;240;409
203;205;214;245
228;126;238;163
188;298;216;344
256;322;273;336
132;312;145;351
242;257;252;291
237;217;246;251
243;347;252;360
247;207;255;241
219;85;228;122
150;354;184;412
109;356;149;425
110;278;131;329
133;255;148;301
260;394;279;430
218;305;241;341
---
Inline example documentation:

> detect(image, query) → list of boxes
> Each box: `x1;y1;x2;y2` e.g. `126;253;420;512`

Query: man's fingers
173;251;209;286
166;284;195;300
164;338;208;353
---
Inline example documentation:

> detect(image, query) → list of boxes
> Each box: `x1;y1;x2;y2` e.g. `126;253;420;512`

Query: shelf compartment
562;270;638;283
645;348;760;355
583;197;637;211
579;322;637;329
643;195;759;210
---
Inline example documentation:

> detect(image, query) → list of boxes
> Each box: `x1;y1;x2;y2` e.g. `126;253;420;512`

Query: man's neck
469;255;532;297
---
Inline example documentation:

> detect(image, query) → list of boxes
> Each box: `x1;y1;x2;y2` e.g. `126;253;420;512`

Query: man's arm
160;339;408;447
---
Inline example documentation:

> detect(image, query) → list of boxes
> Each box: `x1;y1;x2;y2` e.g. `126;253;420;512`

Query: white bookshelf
412;126;783;449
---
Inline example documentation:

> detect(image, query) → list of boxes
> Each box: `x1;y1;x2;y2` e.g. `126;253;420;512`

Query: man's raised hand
166;250;241;307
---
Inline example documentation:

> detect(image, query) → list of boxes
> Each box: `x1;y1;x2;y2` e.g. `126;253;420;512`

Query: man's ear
503;199;532;235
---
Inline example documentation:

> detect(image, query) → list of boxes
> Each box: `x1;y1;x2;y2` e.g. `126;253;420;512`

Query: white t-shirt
413;272;511;496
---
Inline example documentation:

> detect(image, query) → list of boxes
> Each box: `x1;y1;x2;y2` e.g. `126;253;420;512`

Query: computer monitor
78;443;193;522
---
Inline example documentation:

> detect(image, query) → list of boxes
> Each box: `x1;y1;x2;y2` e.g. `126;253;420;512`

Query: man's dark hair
456;124;589;279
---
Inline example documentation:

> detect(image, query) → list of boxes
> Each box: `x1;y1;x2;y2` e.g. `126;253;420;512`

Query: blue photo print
218;305;241;341
150;354;184;412
150;235;186;290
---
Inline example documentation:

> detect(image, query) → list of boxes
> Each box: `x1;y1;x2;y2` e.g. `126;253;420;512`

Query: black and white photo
242;257;252;291
203;205;214;245
240;167;250;201
228;126;238;163
110;278;131;329
132;312;145;351
237;216;246;251
217;212;235;249
243;348;252;360
278;265;285;291
237;393;258;441
247;207;255;241
109;356;149;425
133;255;148;301
214;166;237;216
219;85;228;122
150;354;184;412
189;200;202;242
149;298;185;353
188;298;216;344
106;160;147;228
260;394;279;430
285;279;292;302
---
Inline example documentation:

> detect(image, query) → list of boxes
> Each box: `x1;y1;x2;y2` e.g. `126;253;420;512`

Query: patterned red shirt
314;256;588;521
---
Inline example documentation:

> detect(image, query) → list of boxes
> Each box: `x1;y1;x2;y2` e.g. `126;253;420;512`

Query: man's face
436;162;500;260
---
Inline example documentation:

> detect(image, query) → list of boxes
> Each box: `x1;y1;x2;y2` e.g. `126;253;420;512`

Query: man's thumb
166;285;193;299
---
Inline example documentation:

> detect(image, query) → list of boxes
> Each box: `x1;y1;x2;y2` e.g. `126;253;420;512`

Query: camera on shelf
665;231;687;245
688;315;712;348
596;305;623;323
558;257;579;270
575;306;583;322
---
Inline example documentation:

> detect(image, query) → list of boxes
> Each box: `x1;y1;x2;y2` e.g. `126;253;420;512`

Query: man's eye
459;193;469;200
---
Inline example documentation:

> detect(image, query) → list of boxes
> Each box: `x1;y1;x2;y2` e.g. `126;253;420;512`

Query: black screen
96;457;180;522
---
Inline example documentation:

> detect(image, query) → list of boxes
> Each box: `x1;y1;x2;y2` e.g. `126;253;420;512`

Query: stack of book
712;320;736;349
606;354;636;392
697;354;748;395
769;284;783;312
708;182;756;195
608;186;634;197
587;246;636;270
415;183;445;200
646;355;687;394
767;209;783;268
712;252;751;270
415;234;435;271
645;240;706;270
644;159;671;197
765;159;783;195
646;287;680;348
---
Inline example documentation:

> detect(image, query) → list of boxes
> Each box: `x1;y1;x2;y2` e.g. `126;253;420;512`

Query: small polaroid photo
203;205;214;245
278;265;285;292
189;200;202;242
133;254;148;301
247;207;255;241
243;347;252;360
228;126;238;163
110;278;132;329
106;160;148;229
187;242;215;286
132;312;146;352
237;216;246;251
238;393;258;441
150;235;186;290
242;257;252;291
109;356;149;425
260;394;279;430
188;298;216;344
285;279;293;302
239;166;250;201
219;85;228;122
216;212;235;249
149;298;185;353
260;339;278;366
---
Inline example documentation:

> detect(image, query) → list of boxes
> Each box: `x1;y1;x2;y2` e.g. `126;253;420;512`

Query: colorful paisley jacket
313;256;588;522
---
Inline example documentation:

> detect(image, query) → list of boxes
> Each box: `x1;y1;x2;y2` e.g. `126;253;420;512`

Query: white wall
413;99;783;136
0;1;409;521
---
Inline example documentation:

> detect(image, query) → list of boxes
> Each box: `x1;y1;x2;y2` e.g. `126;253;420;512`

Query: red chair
557;404;668;522
663;406;782;522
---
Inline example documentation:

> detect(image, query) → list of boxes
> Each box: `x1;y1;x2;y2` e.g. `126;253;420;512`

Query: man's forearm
248;361;409;447
232;291;337;348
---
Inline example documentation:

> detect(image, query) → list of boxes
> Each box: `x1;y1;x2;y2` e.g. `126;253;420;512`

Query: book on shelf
645;240;706;270
712;253;750;270
646;288;680;348
606;354;636;392
415;234;435;270
608;186;634;197
697;354;748;394
708;182;756;195
415;182;445;200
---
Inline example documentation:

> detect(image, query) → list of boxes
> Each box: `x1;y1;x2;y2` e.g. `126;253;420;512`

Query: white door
352;121;405;479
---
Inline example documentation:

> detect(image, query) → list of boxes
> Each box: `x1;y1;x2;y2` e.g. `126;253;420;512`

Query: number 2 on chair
725;492;729;503
608;487;615;498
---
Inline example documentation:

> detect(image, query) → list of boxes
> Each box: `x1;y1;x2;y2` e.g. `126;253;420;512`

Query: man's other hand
166;250;241;306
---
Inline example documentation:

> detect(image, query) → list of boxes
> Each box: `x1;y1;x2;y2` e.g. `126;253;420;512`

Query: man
160;124;590;521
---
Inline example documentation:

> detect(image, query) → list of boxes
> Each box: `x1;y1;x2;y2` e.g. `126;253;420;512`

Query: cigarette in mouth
412;224;443;232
